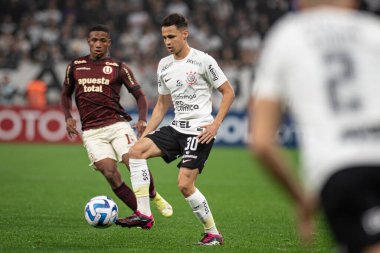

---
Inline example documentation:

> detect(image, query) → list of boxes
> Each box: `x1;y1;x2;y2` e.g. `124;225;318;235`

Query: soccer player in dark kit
61;24;173;220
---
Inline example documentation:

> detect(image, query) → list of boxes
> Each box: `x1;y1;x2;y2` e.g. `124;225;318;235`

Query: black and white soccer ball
84;196;118;228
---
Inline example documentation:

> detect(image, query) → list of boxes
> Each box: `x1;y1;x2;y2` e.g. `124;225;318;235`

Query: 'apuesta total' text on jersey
62;55;143;131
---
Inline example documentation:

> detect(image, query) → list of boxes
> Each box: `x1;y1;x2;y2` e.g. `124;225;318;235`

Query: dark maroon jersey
61;55;144;131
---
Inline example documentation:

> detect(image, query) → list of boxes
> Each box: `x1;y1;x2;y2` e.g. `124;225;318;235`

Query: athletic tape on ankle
203;216;216;230
186;189;215;229
134;185;149;197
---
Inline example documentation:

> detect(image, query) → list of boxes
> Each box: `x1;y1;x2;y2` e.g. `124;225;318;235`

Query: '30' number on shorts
185;137;198;151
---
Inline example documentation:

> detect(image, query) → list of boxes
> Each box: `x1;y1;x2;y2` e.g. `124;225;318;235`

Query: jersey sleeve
203;54;228;89
63;62;74;88
120;62;141;92
253;18;293;101
157;60;171;95
61;62;75;119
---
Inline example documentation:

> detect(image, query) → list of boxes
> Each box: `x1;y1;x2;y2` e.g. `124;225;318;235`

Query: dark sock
113;182;137;212
149;170;156;199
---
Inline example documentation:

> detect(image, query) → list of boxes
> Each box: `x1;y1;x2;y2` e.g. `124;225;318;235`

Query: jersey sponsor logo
123;67;134;85
161;62;173;72
105;62;119;67
103;66;113;74
176;80;184;87
173;93;196;100
65;65;71;85
174;101;199;112
83;85;103;93
182;159;191;163
186;70;197;86
186;58;201;66
78;77;110;85
342;123;380;141
161;73;171;84
76;67;91;70
208;64;219;81
182;154;197;159
171;120;190;128
74;60;87;64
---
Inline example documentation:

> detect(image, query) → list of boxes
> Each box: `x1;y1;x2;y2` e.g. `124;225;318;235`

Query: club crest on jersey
103;66;113;74
186;70;197;86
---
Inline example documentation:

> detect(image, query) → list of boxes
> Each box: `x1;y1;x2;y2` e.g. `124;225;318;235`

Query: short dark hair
88;24;110;37
161;13;188;29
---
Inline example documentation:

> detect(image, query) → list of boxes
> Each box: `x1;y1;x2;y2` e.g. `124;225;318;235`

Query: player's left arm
130;88;148;138
198;81;235;144
249;97;316;244
61;63;78;138
250;20;316;245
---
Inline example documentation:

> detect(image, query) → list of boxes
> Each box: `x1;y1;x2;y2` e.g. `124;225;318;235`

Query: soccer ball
84;196;118;228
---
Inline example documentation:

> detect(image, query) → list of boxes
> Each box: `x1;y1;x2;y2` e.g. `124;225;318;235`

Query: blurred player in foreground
115;13;235;246
250;0;380;252
61;24;173;220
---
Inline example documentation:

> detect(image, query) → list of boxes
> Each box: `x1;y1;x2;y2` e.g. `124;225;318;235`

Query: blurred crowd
0;0;379;108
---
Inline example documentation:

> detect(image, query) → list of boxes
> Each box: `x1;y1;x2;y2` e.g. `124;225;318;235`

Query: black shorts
320;165;380;253
146;126;214;173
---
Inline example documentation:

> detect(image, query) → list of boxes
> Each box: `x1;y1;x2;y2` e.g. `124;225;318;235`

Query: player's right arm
141;60;172;138
61;63;79;137
141;94;171;138
120;62;148;138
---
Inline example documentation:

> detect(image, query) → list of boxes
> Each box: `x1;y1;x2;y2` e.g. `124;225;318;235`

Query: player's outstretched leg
151;192;173;217
116;159;155;229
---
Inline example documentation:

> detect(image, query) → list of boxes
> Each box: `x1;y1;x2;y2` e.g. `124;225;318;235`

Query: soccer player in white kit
250;0;380;252
116;13;235;245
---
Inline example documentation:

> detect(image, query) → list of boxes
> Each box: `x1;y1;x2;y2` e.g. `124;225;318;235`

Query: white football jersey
254;9;380;192
157;48;227;135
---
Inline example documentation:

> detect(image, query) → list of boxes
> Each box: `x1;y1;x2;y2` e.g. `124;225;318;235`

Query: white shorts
82;121;137;166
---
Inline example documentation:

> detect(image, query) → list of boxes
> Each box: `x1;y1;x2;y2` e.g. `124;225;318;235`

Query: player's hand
198;122;220;144
133;120;147;139
66;117;79;138
296;194;318;247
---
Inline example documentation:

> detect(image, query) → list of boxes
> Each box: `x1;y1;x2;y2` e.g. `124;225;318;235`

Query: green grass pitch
0;143;333;253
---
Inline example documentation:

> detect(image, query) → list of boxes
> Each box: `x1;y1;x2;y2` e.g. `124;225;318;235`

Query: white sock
185;188;219;234
129;158;151;216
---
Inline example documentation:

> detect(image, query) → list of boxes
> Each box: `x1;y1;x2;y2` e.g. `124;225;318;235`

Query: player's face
87;31;111;59
161;25;188;57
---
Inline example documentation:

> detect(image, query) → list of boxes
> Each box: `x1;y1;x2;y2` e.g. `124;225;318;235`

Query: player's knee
128;146;145;159
97;165;120;181
121;154;130;168
105;169;119;180
177;182;193;197
106;171;122;188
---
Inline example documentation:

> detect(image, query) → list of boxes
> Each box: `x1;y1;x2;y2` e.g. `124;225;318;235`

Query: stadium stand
0;0;377;108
